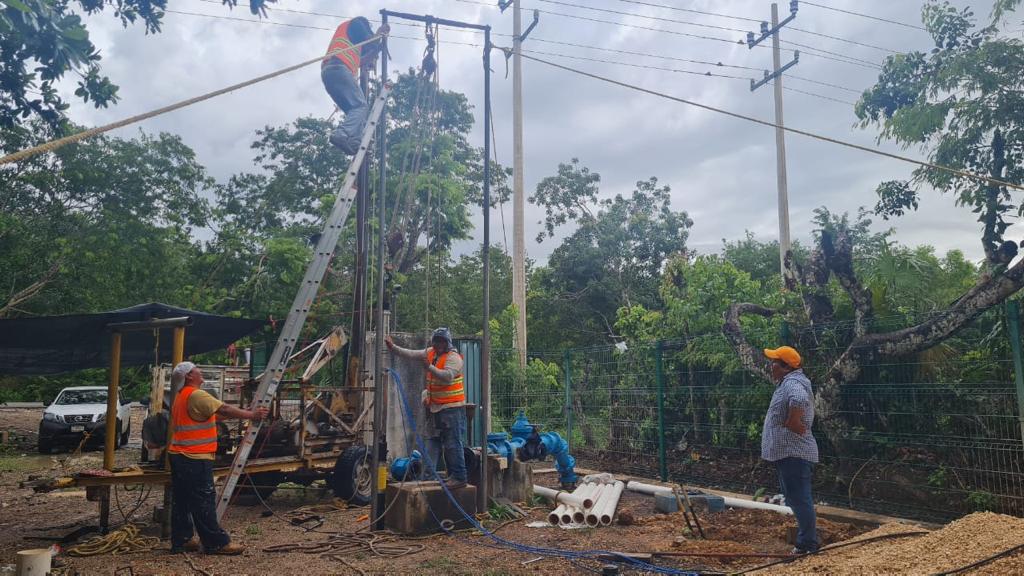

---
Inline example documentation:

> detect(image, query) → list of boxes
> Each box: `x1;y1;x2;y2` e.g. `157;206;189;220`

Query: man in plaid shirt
761;346;819;554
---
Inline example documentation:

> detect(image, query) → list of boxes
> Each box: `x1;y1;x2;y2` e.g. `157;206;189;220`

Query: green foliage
0;0;274;128
856;1;1024;264
967;490;997;511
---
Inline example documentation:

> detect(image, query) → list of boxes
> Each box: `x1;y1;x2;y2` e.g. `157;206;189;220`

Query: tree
725;2;1024;446
0;120;211;316
0;0;269;129
531;161;692;345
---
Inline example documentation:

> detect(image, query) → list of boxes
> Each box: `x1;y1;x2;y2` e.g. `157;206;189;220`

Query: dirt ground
3;407;1017;575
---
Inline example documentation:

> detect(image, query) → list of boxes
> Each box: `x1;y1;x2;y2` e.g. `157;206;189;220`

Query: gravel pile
767;512;1024;575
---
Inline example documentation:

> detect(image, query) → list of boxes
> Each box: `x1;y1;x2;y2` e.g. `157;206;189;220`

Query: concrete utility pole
512;0;527;368
747;1;799;281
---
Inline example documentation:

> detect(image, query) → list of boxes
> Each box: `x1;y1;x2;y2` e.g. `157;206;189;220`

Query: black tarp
0;303;265;375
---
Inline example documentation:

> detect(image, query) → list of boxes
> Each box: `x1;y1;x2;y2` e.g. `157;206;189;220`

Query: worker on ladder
386;328;469;490
322;17;389;155
169;362;268;555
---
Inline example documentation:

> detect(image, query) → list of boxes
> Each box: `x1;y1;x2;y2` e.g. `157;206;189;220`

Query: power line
537;0;749;35
786;75;863;95
524;48;857;106
613;0;896;53
802;1;928;32
167;8;865;103
453;0;882;70
195;0;762;72
613;0;760;24
520;53;1024;193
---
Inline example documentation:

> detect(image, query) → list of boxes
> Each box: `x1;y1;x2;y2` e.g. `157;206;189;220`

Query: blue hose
387;368;697;575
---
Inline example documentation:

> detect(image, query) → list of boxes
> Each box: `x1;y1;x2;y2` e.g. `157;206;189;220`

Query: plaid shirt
761;369;819;463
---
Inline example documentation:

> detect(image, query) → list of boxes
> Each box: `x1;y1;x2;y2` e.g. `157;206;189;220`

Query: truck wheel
114;421;123;450
331;446;371;506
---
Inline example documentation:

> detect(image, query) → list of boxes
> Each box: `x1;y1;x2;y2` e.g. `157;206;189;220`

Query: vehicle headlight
43;413;61;423
96;413;105;423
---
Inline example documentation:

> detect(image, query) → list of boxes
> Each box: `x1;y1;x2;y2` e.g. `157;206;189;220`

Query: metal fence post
564;349;573;453
655;340;668;482
1005;301;1024;446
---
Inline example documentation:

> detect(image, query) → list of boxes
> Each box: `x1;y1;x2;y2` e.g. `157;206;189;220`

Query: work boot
444;478;467;490
329;128;357;155
208;543;244;556
170;539;200;554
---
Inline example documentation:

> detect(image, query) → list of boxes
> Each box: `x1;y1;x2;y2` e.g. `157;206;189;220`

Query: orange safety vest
170;386;218;454
324;20;361;75
426;349;465;406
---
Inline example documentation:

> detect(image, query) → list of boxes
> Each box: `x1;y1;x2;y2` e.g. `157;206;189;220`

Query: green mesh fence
490;308;1024;523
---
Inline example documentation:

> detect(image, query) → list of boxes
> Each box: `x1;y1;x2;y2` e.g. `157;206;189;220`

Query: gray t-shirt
761;369;819;463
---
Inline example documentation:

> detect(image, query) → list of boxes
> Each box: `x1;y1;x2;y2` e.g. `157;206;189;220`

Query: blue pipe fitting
509;410;534;440
390;449;422;481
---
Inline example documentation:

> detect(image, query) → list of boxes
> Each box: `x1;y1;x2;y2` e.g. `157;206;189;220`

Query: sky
58;0;1013;264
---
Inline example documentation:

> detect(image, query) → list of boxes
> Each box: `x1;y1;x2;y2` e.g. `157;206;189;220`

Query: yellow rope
0;34;385;166
66;524;161;557
521;53;1024;194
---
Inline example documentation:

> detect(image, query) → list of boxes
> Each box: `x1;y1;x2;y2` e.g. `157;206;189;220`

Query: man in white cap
168;362;268;555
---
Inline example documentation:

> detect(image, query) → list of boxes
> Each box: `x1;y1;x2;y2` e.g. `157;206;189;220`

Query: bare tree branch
0;260;61;318
722;303;776;382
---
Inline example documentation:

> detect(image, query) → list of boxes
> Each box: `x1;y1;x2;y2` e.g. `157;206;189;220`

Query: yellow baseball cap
764;346;801;369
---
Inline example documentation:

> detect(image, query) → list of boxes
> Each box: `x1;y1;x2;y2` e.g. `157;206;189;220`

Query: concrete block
687;494;725;513
654;492;679;514
384;481;477;535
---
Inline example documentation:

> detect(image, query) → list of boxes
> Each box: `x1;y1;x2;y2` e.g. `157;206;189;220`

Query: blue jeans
321;60;369;154
430;407;467;482
775;457;818;551
170;454;231;552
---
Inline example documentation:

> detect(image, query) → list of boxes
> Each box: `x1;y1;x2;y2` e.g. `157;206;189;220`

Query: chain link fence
490;306;1024;522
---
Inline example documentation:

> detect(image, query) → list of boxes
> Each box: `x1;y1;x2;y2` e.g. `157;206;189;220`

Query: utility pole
501;1;538;368
747;1;799;281
512;0;527;368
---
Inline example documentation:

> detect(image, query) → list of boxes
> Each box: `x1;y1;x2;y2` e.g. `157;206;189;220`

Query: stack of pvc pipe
536;483;615;526
585;480;624;526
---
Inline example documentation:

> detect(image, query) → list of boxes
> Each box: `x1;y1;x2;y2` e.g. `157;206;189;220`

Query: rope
66;524;161;556
0;34;385;166
520;54;1024;194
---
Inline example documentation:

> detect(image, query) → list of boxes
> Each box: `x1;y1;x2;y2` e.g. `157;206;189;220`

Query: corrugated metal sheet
456;338;483;448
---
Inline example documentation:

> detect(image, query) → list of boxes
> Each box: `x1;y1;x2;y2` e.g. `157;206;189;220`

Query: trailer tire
331;446;371;506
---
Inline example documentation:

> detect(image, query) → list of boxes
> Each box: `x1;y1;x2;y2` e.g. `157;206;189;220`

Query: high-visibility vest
324;20;361;75
426;349;465;406
170;386;218;454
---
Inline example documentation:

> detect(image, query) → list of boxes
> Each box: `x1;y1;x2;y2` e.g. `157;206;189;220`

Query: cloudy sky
61;0;1013;263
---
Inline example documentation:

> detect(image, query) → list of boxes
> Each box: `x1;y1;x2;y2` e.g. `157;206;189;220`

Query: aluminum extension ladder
215;86;390;520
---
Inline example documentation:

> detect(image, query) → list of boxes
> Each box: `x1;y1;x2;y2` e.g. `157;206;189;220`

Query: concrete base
687;494;725;513
384;481;478;535
468;454;534;503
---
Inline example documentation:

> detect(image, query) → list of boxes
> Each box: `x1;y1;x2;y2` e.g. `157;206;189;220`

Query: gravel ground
764;512;1024;575
17;406;1003;575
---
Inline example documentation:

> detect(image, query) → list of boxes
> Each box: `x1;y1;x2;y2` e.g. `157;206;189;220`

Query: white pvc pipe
598;481;625;526
588;484;607;511
548;503;565;525
534;485;593;509
16;549;50;576
626;480;674;496
560;506;575;525
721;496;793;516
572;505;586;524
586;484;615;527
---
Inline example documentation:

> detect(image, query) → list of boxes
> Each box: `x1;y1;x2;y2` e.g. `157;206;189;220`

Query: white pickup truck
38;386;132;453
